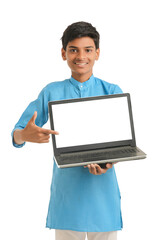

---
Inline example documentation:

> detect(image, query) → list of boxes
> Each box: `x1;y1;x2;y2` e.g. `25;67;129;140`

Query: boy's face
62;37;100;82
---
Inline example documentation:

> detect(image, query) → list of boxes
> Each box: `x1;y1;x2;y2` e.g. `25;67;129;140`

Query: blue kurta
12;75;123;232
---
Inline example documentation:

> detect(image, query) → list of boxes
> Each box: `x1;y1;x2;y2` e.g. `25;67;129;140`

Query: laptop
48;93;146;168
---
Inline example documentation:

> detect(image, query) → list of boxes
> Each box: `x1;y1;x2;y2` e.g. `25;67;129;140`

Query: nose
76;50;86;60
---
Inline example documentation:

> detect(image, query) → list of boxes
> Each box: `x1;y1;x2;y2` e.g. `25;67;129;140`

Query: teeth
75;63;87;65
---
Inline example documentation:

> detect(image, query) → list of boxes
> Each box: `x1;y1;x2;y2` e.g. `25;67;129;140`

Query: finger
36;133;51;142
95;164;108;175
86;164;99;175
90;164;97;175
39;128;59;135
106;163;113;169
95;164;103;174
87;165;93;174
29;111;37;124
39;134;51;140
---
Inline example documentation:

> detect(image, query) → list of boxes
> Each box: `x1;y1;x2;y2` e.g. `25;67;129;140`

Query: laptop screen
51;95;132;149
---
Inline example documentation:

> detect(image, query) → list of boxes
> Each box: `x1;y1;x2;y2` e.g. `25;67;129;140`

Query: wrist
14;129;25;145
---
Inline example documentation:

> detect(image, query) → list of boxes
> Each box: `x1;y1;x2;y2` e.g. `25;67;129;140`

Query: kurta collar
69;75;95;89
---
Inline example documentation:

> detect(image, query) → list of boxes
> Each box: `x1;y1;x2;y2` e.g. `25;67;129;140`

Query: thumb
30;111;37;124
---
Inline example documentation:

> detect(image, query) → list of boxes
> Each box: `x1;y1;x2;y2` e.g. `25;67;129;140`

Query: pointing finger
40;128;59;135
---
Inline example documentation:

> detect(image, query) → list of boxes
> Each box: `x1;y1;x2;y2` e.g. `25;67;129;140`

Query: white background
0;0;160;239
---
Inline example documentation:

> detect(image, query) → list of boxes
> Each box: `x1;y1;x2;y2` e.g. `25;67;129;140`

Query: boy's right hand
13;111;59;144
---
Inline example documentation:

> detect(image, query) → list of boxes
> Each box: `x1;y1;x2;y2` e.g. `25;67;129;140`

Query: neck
71;72;93;83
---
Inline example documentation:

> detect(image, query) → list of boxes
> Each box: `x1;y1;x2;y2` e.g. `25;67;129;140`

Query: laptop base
55;146;146;168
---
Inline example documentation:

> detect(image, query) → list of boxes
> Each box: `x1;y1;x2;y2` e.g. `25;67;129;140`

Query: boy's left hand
84;163;114;175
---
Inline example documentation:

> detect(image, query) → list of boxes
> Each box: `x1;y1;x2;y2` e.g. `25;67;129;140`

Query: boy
12;22;123;240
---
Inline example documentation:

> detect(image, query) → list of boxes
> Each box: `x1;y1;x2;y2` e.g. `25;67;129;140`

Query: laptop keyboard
60;146;140;162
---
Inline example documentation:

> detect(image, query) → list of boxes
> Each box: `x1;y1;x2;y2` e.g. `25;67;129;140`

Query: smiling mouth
74;62;88;65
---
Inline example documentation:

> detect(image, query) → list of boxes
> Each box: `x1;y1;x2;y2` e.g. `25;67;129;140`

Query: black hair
61;21;100;50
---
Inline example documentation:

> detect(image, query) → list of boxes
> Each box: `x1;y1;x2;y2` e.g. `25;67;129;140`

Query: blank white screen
52;96;132;148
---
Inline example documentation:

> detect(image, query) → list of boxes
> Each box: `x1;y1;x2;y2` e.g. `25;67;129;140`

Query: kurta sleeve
113;84;123;94
11;86;49;148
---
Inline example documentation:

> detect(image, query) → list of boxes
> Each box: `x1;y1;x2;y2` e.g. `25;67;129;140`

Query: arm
12;85;58;147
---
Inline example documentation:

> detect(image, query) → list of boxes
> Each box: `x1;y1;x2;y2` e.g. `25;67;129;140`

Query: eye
86;49;92;53
69;49;78;53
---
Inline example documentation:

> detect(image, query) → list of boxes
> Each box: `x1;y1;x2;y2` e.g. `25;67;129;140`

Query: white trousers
55;230;117;240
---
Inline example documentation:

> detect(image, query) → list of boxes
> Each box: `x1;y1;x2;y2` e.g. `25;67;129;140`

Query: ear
61;48;67;60
95;48;100;60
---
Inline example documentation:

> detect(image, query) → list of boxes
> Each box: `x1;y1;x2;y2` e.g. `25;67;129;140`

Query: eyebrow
68;46;94;49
